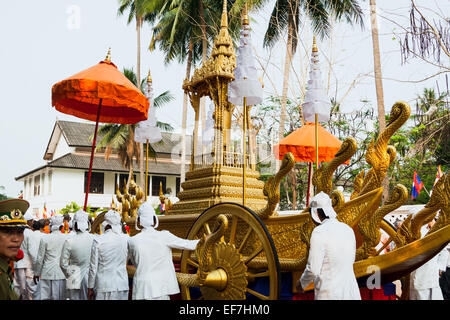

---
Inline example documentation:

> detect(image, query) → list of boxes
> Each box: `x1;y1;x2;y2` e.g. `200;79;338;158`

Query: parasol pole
306;162;313;206
84;98;102;211
243;96;247;206
145;139;149;201
315;113;319;195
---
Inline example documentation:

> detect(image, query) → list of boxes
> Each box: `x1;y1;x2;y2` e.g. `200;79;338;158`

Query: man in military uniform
0;198;30;300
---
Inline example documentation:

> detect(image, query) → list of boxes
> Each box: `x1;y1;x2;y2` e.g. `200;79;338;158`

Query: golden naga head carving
114;172;144;222
159;181;173;213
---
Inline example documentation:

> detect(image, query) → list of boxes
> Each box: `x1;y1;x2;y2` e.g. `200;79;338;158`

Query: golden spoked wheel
90;211;107;234
179;202;281;300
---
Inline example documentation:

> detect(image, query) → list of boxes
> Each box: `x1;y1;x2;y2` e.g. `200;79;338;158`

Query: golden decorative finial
105;47;112;62
242;3;249;26
147;69;152;83
258;76;264;89
221;0;228;29
312;36;318;53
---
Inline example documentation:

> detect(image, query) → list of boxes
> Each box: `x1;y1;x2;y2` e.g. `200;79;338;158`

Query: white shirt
88;229;129;293
446;243;450;268
128;228;199;299
14;228;33;269
410;242;449;291
60;231;95;290
27;230;46;273
35;231;73;280
300;218;361;300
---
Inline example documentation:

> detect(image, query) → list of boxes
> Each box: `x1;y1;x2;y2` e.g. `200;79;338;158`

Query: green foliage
59;201;91;215
387;88;449;204
0;186;8;201
255;87;448;209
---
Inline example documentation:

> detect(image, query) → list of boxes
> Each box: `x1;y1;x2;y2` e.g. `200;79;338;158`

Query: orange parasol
51;49;149;210
274;122;348;163
273;122;348;206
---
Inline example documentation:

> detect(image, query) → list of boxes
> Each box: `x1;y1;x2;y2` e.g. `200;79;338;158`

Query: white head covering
309;191;337;224
50;214;64;232
100;220;107;234
103;210;122;234
409;205;424;218
137;201;159;230
23;210;34;221
73;210;90;233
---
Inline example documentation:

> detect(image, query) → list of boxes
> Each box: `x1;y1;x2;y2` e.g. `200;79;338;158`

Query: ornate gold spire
242;3;249;26
105;47;112;62
147;68;152;83
183;0;235;89
312;35;318;53
221;0;228;29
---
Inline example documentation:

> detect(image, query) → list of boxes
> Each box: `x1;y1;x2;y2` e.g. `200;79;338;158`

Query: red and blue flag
433;165;443;187
411;171;424;200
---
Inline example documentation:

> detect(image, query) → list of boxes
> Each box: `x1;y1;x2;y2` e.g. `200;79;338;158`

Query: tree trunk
136;16;145;190
277;22;294;175
180;40;193;186
290;170;297;210
199;0;207;157
370;0;389;202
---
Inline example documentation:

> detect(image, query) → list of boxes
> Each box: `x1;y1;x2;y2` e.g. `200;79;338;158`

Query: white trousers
134;295;170;300
67;276;89;300
33;280;41;300
14;268;36;300
410;287;444;300
40;279;67;300
151;295;170;300
95;290;129;300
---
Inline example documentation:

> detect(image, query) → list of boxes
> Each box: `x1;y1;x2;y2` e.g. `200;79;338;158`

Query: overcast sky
0;0;447;197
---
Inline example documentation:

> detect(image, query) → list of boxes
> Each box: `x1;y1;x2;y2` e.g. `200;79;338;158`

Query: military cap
0;199;30;228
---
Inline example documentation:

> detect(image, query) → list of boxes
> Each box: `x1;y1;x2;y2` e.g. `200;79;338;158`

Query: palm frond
154;91;175;108
157;121;174;132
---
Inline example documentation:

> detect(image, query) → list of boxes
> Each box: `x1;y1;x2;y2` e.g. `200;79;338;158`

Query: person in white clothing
60;210;95;300
128;202;199;300
28;220;47;300
296;192;361;300
13;212;36;300
410;220;449;300
88;210;129;300
34;214;72;300
439;242;450;300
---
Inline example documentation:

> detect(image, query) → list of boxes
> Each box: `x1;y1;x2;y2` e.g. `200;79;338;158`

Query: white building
15;120;190;217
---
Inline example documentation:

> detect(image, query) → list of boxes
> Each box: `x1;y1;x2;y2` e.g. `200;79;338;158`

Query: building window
48;171;52;195
23;180;27;199
28;178;32;198
115;173;136;193
176;177;181;196
84;172;104;194
41;173;45;195
152;176;166;196
34;175;40;196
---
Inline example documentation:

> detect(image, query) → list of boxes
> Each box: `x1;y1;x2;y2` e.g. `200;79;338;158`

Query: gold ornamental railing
192;152;251;170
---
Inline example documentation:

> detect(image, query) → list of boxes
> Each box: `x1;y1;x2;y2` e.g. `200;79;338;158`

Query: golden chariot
92;2;450;300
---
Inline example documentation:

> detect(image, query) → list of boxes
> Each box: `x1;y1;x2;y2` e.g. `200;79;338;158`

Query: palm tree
263;0;364;168
150;0;205;184
150;0;264;183
93;68;175;186
369;0;388;202
118;0;167;189
118;0;165;89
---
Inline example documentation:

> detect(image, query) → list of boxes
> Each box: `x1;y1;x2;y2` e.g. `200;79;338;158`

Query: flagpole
422;184;431;197
145;139;149;201
243;97;247;206
315;113;319;195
